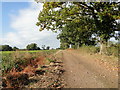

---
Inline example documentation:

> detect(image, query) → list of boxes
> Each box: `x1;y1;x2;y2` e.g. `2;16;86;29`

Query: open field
1;50;55;54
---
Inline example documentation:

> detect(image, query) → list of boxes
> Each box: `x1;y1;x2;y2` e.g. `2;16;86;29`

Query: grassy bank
1;50;57;75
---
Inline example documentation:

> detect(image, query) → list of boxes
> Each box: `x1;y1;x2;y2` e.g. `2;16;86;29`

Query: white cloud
2;2;60;49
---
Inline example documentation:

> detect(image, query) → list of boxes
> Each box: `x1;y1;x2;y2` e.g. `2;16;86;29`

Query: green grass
1;50;51;54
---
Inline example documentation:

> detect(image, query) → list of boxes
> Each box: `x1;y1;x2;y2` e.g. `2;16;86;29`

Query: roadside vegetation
1;50;66;88
78;43;119;57
1;50;57;76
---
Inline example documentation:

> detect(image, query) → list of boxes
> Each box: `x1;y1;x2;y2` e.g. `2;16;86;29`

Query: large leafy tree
36;2;119;54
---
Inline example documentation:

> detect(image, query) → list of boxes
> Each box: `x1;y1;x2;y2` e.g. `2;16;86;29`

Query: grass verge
1;50;57;76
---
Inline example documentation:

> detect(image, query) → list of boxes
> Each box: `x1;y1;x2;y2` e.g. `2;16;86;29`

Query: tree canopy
36;2;120;53
57;17;96;49
26;43;40;50
0;45;13;51
13;47;19;51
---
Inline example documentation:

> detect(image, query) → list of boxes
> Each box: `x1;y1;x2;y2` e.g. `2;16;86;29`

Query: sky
1;1;60;49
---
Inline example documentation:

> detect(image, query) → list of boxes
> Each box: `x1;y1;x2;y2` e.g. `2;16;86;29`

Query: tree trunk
99;42;104;54
99;39;107;55
77;42;80;49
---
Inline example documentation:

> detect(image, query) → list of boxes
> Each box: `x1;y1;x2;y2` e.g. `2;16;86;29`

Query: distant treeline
0;43;54;51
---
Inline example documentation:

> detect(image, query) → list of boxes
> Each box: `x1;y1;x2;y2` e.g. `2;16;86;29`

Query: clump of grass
46;58;55;63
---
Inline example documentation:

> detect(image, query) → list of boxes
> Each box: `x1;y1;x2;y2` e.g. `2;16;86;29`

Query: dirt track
61;50;118;88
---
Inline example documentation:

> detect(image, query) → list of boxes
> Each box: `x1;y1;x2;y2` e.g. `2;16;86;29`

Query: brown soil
62;50;118;88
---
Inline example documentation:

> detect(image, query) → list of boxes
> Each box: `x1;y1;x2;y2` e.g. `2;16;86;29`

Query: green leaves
57;17;96;49
36;2;119;49
26;43;40;50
